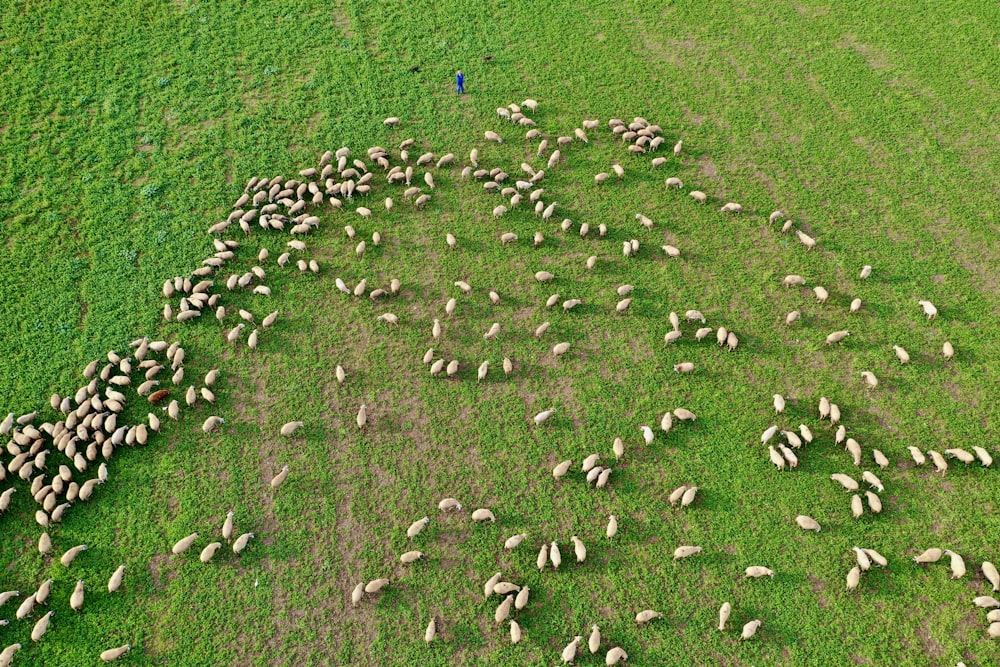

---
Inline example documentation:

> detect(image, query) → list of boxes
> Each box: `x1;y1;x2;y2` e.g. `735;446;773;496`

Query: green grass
1;0;999;665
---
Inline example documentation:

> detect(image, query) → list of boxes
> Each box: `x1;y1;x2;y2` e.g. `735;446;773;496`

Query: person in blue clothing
456;70;465;95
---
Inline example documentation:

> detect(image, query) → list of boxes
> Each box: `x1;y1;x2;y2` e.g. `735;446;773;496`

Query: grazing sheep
718;602;732;631
674;408;696;421
549;541;563;569
862;471;884;492
945;448;975;464
741;619;762;640
854;547;872;571
571;536;587;562
768;446;786;471
761;425;778;444
745;566;775;578
831;474;859;491
100;645;131;662
515;585;530;611
636;610;663;625
913;548;943;564
536;544;549;571
270;465;290;489
847;566;862;591
773;394;786;413
438;498;463;511
674;362;695;373
400;550;424;565
364;579;390;594
796;515;821;531
864;548;887;567
681;486;699;506
553;342;571;356
826;330;851;345
69;580;85;611
944;550;966;578
674;545;702;559
942;341;955;359
918;300;938;320
280;421;304;436
866;491;883;513
850;494;864;519
861;371;878;390
505;534;528;550
407;517;430;539
666;177;683;189
562;636;583;663
61;544;88;567
796;230;817;249
472;508;496;523
813;286;829;303
664;330;682;344
782;275;806;287
973;446;993;467
982;562;999;591
720;202;743;214
690;190;707;203
199;542;223;563
30;610;53;641
846;439;862;466
892;345;910;364
607;515;618;539
928;450;948;474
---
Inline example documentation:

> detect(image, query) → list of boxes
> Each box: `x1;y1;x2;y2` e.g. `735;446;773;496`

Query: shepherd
456;70;465;95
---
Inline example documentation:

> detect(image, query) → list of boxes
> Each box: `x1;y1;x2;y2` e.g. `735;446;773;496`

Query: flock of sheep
0;95;996;665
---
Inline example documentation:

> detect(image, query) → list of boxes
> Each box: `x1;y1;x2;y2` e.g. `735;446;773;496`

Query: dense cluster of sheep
1;94;993;664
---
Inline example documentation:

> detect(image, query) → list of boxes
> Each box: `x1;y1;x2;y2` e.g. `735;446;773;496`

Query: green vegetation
1;0;999;665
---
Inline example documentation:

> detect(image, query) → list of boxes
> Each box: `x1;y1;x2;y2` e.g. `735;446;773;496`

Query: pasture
0;0;999;665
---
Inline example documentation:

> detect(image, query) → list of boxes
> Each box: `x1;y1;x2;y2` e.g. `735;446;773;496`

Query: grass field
1;0;999;665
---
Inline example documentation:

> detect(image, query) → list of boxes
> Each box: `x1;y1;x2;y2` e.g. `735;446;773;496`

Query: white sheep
918;300;937;320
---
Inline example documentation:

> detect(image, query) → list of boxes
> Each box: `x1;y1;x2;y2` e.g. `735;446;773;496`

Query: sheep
562;636;583;663
0;645;21;667
680;486;699;506
674;407;696;421
946;448;975;464
199;542;222;563
438;498;463;512
944;550;966;578
406;517;430;539
477;360;490;381
664;330;682;344
720;202;743;214
745;566;775;578
831;474;859;491
665;177;683;189
943;341;955;359
982;562;1000;591
689;190;707;203
505;534;528;550
15;594;36;620
69;580;85;611
29;609;53;642
612;164;625;178
864;548;888;568
846;439;862;466
364;579;390;594
913;548;943;564
973;446;993;467
989;622;1000;638
782;275;806;287
768;446;786;471
515;585;530;610
711;602;732;633
772;394;787;413
825;330;851;345
796;230;817;249
571;536;587;562
892;345;910;364
813;286;829;303
553;342;571;356
270;465;290;489
862;470;884;492
636;610;663;625
536;543;549;571
674;362;695;373
485;131;502;143
280;421;304;437
928;450;948;474
472;508;497;523
674;545;703;560
860;371;879;390
61;544;88;567
853;547;872;571
761;425;778;444
607;515;619;539
796;515;821;531
866;491;883;513
917;300;938;320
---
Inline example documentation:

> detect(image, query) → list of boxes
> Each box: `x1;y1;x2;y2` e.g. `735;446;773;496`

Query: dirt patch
836;35;891;71
332;10;353;39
